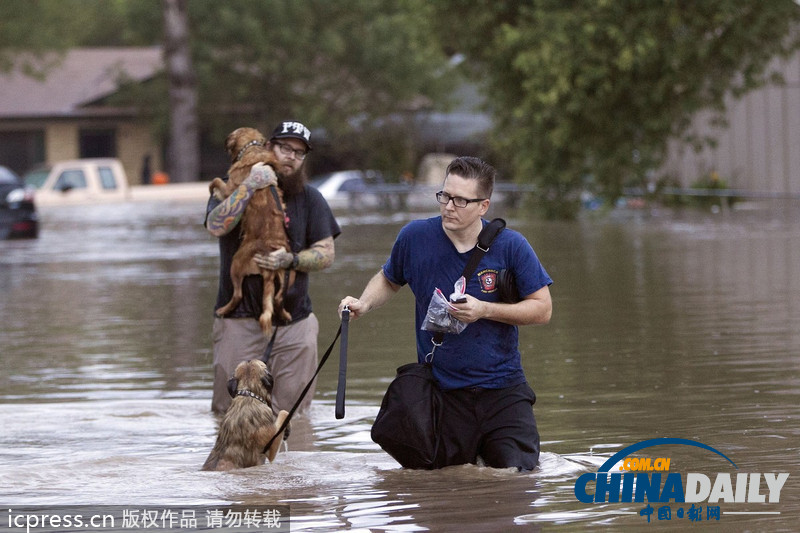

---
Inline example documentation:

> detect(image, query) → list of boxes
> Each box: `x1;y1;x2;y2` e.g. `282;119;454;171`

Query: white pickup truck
22;158;210;207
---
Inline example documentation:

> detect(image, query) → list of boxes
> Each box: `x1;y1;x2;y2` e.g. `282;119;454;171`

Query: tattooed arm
296;236;335;271
205;184;252;237
255;236;335;272
205;163;277;237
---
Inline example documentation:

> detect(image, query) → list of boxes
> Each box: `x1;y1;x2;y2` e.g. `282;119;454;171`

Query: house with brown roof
0;47;163;184
3;46;797;197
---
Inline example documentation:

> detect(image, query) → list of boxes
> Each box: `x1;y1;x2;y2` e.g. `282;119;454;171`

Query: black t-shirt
206;184;341;323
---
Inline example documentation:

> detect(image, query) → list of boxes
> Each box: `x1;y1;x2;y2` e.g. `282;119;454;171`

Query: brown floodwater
1;199;798;532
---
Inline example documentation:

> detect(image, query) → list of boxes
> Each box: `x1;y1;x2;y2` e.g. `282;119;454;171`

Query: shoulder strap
432;218;506;345
461;218;506;280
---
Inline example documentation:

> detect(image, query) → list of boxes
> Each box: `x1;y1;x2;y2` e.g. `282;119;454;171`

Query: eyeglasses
435;191;486;208
273;141;308;160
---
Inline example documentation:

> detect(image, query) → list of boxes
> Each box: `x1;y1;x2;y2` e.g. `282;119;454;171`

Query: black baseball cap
270;120;312;151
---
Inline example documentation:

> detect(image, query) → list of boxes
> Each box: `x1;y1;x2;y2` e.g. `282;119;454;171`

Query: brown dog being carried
202;360;289;471
209;127;294;335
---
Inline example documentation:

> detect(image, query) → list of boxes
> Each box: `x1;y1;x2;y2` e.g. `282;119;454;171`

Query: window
340;177;367;193
79;129;116;158
0;166;20;185
0;130;45;175
22;168;49;189
98;166;118;190
54;170;87;191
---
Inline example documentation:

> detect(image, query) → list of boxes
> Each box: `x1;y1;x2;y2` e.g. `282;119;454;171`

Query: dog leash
335;307;350;419
268;185;286;225
259;327;279;364
261;317;346;454
257;184;294;366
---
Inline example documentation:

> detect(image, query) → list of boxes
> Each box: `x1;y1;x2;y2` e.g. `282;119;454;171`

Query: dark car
0;165;39;239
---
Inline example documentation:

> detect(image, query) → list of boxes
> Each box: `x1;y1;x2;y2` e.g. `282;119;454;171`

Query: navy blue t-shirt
206;183;340;323
383;216;552;390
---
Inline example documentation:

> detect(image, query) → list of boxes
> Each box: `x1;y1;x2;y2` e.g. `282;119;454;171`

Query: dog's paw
244;162;278;190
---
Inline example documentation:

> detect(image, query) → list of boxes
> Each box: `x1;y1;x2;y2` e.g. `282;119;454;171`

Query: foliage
434;0;800;218
5;1;800;197
0;0;156;72
687;170;738;208
1;0;452;176
183;0;452;173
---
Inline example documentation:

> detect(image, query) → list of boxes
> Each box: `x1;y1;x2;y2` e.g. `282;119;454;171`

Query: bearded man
206;120;341;415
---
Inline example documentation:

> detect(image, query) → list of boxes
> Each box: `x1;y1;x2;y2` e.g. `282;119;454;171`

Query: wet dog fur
209;127;294;335
202;359;289;471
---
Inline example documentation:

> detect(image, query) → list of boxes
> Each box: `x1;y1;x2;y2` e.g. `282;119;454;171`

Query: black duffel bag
371;362;443;469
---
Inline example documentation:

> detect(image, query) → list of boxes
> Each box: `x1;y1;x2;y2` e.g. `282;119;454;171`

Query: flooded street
1;199;799;532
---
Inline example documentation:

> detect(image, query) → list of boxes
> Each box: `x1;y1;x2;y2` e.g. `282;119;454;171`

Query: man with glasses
206;120;340;416
338;156;552;470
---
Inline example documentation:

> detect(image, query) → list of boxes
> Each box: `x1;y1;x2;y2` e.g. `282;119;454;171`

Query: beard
277;164;308;196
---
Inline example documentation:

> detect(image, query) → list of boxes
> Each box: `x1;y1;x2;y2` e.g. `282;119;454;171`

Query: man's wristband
290;253;300;270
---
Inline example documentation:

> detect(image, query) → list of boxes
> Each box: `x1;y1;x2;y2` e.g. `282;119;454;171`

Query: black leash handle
261;314;347;454
335;307;350;419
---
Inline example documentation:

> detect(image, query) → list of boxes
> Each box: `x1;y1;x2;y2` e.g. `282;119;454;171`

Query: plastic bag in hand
421;277;468;334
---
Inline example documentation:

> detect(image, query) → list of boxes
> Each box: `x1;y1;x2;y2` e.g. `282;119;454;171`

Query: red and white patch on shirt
479;270;499;293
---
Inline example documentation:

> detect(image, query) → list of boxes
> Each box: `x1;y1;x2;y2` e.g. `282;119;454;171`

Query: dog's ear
261;372;274;392
227;377;239;398
225;130;239;161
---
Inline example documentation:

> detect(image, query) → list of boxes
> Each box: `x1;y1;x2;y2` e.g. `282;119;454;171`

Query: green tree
436;1;800;218
1;0;453;177
0;0;132;73
185;0;451;172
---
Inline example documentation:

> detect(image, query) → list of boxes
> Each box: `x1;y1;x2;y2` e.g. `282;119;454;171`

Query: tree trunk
162;0;199;183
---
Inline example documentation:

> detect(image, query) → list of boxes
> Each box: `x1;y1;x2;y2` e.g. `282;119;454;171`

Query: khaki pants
211;314;319;415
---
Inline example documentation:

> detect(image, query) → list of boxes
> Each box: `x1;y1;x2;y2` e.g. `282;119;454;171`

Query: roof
0;47;163;119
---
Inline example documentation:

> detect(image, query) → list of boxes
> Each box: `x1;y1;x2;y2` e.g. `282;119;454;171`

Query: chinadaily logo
573;438;789;524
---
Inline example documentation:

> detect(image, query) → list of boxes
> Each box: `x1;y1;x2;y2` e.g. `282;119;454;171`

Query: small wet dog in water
209;127;294;335
202;359;290;471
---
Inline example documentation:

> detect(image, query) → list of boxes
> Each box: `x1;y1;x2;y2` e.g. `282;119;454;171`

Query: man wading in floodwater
339;156;552;470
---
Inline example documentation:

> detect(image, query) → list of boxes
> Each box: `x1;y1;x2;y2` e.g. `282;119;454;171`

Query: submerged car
307;169;423;211
310;170;389;210
22;158;130;206
0;165;38;239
